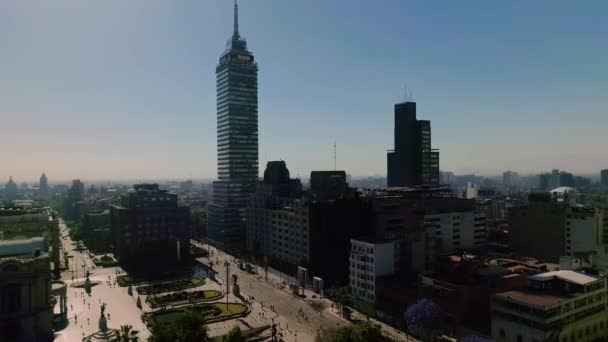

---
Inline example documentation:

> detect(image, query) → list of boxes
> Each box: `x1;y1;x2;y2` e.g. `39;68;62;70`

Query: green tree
223;326;244;342
326;286;353;318
315;323;386;342
148;310;208;342
115;324;140;342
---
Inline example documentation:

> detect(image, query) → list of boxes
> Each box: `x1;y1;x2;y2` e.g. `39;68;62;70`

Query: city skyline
1;0;607;180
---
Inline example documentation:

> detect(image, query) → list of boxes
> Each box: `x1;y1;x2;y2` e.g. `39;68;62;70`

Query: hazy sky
1;0;607;182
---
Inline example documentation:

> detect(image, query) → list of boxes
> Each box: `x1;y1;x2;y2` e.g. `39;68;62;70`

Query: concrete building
503;171;520;188
349;237;398;303
492;270;607;342
110;184;190;272
510;190;600;262
367;190;486;273
0;238;55;342
207;0;259;251
387;101;439;187
425;210;486;256
39;173;49;199
601;169;608;189
4;176;18;201
247;165;372;287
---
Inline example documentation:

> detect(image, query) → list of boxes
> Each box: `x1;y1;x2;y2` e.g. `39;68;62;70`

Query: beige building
0;239;54;341
492;270;607;342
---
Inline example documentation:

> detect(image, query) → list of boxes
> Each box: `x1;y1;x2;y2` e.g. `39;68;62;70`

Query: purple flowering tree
403;298;444;342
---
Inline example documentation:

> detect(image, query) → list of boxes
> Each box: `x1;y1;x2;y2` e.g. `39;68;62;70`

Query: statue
98;303;108;332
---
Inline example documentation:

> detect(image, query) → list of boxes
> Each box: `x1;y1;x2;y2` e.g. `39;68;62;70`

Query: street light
224;260;230;310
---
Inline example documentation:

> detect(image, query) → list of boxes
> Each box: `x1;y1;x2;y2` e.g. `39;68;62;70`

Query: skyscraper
208;0;259;250
4;176;17;201
39;173;49;198
387;101;439;187
601;169;608;189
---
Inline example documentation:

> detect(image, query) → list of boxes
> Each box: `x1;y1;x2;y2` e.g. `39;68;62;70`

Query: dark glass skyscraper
208;0;259;250
387;101;439;187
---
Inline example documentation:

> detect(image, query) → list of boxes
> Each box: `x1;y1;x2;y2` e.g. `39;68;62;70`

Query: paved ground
53;220;151;341
197;242;416;342
51;220;411;342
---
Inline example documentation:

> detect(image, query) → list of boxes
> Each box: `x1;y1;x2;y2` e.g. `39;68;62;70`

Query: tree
148;310;209;342
115;324;140;342
223;326;245;342
403;299;444;342
315;323;386;342
326;286;352;318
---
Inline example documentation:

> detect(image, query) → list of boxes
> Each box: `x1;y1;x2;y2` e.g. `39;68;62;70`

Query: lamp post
224;260;230;310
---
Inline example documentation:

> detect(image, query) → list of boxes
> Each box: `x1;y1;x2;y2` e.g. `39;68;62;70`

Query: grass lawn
145;302;248;327
214;303;247;316
137;277;205;295
147;290;223;308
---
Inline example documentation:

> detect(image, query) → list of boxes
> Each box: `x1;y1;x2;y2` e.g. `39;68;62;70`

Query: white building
349;237;398;303
565;207;597;257
425;211;486;255
492;270;607;342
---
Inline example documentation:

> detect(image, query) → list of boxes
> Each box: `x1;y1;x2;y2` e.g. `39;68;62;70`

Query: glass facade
387;101;439;187
208;2;259;250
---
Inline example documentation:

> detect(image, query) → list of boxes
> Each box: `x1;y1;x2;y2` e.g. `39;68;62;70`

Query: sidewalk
197;241;418;341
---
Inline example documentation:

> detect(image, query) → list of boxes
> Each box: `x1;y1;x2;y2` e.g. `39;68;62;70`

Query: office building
69;179;85;202
349;237;398;303
247;161;305;264
110;184;190;271
4;176;17;201
387;101;439;187
208;0;259;251
247;166;372;287
492;270;607;342
502;171;519;188
510;190;599;262
39;173;49;199
602;169;608;189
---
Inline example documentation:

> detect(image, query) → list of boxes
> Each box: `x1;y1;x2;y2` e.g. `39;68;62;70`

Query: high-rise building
601;169;608;189
39;173;49;198
69;179;85;201
4;176;17;201
110;184;190;271
502;170;519;188
387;101;439;187
208;0;259;251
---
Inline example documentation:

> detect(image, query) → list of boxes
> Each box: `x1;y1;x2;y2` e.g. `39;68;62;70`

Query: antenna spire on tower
334;141;337;170
233;0;240;39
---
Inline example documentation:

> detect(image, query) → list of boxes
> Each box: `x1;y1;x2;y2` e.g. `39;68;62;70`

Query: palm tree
114;324;139;342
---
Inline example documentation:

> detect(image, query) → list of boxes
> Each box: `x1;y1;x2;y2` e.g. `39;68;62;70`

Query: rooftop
528;270;599;286
495;290;569;307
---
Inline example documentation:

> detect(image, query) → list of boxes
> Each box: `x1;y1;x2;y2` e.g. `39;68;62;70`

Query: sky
1;0;607;183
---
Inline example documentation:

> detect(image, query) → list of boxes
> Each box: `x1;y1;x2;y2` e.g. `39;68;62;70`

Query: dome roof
550;186;578;194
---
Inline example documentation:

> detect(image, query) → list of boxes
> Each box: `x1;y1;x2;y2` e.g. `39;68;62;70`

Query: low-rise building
492;270;607;342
